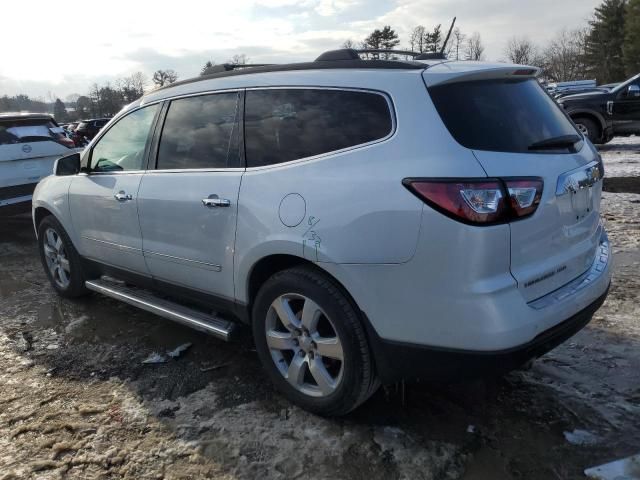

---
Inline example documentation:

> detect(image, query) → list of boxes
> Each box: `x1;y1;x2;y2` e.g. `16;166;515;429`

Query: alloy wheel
43;228;71;289
265;293;344;397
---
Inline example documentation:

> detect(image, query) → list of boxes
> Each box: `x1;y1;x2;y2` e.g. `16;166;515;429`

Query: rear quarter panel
233;71;487;303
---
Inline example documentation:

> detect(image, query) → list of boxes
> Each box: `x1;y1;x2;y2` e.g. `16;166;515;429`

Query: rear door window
156;92;241;169
429;78;581;153
245;89;393;167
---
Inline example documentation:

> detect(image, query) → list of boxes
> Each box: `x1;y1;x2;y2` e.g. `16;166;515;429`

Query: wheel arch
246;254;347;308
34;206;54;235
568;110;607;138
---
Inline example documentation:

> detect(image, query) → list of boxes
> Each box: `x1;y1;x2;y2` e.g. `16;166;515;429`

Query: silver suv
32;50;611;415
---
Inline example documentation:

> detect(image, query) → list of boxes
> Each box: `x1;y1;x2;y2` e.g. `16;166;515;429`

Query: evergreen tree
201;61;216;76
623;0;640;76
424;25;442;53
363;26;399;58
584;0;627;83
53;99;67;122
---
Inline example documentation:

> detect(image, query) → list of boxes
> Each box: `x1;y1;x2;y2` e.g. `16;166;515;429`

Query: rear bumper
369;285;609;383
0;183;36;215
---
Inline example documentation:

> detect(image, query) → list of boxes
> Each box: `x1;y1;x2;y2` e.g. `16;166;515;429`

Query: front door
68;104;160;273
137;91;243;301
611;80;640;135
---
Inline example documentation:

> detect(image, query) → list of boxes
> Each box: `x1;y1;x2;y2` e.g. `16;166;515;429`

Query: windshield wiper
528;134;581;151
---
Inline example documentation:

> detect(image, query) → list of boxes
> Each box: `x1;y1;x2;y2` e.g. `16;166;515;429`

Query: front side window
91;105;158;172
245;89;393;167
156;92;240;170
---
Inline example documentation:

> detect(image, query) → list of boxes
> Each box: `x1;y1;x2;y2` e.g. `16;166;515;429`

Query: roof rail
315;48;447;62
205;63;274;73
414;52;447;60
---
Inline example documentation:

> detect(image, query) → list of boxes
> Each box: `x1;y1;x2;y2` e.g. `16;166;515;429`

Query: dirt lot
1;139;639;479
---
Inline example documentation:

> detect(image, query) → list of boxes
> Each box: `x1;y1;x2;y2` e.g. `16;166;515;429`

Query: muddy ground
1;139;639;480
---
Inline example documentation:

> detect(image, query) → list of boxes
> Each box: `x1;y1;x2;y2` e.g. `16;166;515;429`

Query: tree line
500;0;637;83
343;24;485;61
0;69;179;121
2;0;639;121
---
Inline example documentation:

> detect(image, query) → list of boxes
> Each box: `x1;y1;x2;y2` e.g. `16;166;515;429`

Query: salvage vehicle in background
32;50;611;415
559;73;640;143
0;113;75;215
74;118;110;140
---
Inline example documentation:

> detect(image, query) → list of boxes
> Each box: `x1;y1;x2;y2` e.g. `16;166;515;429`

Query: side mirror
55;153;81;176
627;84;640;98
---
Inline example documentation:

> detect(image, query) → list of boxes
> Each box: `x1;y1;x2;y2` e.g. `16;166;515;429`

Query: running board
85;278;236;341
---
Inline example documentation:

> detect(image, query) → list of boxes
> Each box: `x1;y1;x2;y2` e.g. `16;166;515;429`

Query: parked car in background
74;118;109;140
32;50;611;415
558;73;640;143
0;113;75;215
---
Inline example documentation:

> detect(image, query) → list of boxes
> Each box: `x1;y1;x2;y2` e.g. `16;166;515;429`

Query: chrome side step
85;278;236;341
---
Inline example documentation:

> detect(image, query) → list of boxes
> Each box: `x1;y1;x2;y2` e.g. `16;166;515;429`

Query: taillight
403;178;543;226
505;179;543;218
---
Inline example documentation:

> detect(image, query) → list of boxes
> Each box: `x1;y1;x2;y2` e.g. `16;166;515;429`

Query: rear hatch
0;117;71;189
426;71;603;302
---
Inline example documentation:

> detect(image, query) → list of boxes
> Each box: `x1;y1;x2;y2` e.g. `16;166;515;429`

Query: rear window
429;79;580;153
0;119;60;146
245;89;393;167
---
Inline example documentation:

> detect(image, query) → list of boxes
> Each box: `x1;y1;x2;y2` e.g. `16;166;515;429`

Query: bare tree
117;72;148;102
152;69;178;88
342;39;356;49
504;36;537;64
465;32;485;61
227;54;249;65
444;27;466;59
541;28;589;81
409;25;427;53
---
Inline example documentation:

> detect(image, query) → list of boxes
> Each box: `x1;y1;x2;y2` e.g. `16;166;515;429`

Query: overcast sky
1;0;601;100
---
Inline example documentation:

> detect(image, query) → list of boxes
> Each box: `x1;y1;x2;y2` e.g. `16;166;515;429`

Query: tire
573;117;601;144
252;266;378;416
37;215;89;298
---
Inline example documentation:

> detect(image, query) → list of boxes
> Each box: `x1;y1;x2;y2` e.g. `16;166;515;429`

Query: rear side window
245;89;393;167
157;92;240;170
429;79;580;153
0;119;58;145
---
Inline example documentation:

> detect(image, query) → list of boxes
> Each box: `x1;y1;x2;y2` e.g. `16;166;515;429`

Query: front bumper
368;285;609;383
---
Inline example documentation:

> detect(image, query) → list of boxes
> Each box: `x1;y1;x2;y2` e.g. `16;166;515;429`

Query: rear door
137;91;242;300
428;76;603;302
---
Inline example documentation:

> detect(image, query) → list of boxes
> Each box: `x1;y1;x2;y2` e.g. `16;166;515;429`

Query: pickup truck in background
0;113;76;215
558;73;640;144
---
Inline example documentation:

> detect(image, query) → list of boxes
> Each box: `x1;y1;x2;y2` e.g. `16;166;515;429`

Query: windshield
611;73;640;94
429;78;581;154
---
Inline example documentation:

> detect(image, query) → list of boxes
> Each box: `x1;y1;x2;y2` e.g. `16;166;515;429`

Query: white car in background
0;113;75;215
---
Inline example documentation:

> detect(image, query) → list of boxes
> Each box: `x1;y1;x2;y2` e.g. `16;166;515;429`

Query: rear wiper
528;134;581;151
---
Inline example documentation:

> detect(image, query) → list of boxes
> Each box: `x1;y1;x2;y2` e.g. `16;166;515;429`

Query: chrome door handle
114;191;133;201
202;197;231;208
607;100;613;116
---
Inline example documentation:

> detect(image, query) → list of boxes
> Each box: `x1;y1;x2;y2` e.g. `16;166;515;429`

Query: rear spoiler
422;63;541;87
